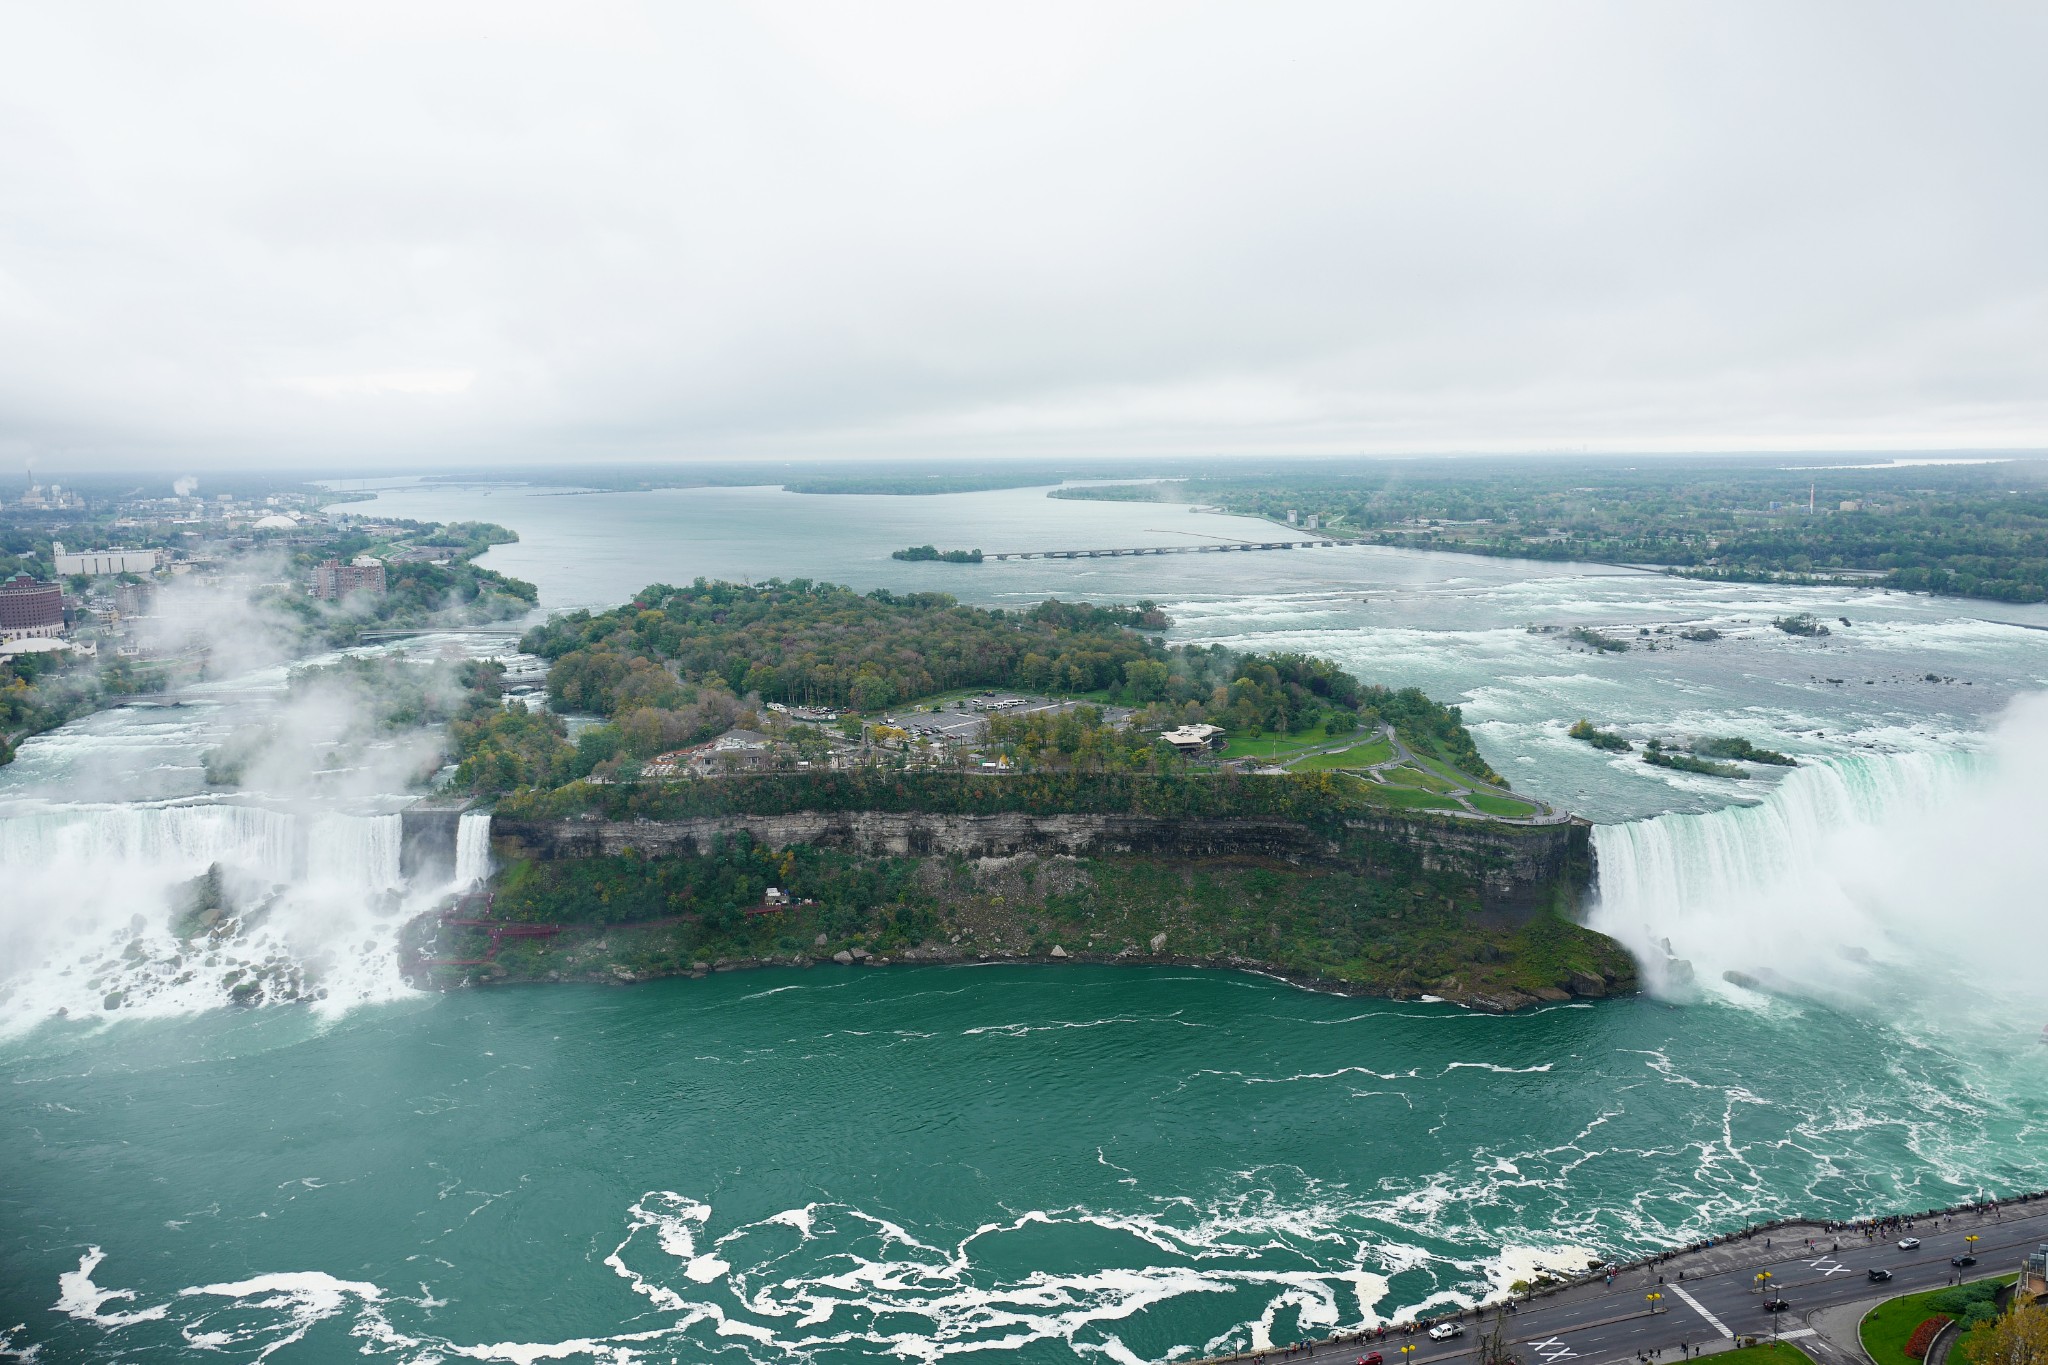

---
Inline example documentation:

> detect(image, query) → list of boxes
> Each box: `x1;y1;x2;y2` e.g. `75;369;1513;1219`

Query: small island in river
403;580;1636;1011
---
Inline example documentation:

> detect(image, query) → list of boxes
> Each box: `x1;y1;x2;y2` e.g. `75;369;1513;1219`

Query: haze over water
5;482;2046;1364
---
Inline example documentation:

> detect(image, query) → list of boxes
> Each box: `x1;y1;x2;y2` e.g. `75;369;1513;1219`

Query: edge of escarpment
403;805;1635;1011
489;807;1592;922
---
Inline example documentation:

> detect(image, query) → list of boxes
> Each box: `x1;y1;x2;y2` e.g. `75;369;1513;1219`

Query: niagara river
5;482;2046;1364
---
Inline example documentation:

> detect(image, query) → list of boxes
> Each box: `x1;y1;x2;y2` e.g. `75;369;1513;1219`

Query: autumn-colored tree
1965;1305;2048;1365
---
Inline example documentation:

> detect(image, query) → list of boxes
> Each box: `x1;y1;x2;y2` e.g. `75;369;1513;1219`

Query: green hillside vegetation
410;831;1628;1006
492;580;1503;797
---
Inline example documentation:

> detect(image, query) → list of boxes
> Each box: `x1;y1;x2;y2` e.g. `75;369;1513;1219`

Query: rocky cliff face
490;808;1591;922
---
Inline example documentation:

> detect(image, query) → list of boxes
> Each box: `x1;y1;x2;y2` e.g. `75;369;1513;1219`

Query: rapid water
3;481;2045;1363
8;968;2042;1364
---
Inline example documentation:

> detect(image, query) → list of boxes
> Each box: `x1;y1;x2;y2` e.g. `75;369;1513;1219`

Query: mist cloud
1;1;2045;471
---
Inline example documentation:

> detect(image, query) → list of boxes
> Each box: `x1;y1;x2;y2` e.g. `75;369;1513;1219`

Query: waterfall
304;813;405;889
454;810;492;889
0;802;300;884
1588;703;2048;1001
0;801;426;1032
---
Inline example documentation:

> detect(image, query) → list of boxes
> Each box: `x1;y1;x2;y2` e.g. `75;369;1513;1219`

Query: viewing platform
989;539;1345;561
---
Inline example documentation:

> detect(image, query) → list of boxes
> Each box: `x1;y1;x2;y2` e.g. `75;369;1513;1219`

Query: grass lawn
1219;730;1332;761
1290;738;1395;770
1358;783;1464;811
1378;763;1462;793
1412;753;1492;789
1468;792;1541;819
1860;1274;2015;1365
1706;1344;1814;1365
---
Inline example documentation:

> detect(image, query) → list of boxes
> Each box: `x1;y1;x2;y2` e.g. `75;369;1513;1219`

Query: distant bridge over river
989;539;1348;561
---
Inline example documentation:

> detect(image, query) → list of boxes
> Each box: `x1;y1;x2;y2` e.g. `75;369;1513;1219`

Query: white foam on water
1484;1245;1598;1300
178;1271;400;1360
53;1247;169;1328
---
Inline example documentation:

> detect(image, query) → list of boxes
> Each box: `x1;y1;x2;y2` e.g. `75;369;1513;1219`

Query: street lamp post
1400;1345;1416;1365
1646;1292;1663;1316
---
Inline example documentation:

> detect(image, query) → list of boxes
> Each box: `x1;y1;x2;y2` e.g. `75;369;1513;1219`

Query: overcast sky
2;1;2045;473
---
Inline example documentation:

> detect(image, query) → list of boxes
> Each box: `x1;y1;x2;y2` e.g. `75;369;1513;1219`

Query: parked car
1897;1237;1922;1250
1952;1254;1978;1268
1428;1323;1465;1342
1868;1268;1894;1282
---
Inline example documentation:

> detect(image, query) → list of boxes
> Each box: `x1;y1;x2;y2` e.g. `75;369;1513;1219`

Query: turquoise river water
3;480;2046;1363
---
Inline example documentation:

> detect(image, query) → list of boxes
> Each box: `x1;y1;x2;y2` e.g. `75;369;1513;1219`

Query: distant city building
1286;509;1299;525
114;580;158;618
310;557;388;600
51;542;164;577
1304;514;1320;530
0;573;66;641
2023;1242;2047;1305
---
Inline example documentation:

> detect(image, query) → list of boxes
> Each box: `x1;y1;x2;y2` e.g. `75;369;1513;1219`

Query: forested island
1049;457;2048;604
419;580;1636;1011
891;545;984;563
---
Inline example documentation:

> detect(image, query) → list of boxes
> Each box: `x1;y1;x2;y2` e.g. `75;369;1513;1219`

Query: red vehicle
1359;1353;1384;1365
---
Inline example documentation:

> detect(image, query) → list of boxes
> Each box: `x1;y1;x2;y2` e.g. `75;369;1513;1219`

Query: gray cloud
1;0;2044;471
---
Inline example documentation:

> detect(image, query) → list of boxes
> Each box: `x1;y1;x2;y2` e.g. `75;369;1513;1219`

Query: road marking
1666;1284;1732;1339
1777;1330;1817;1340
1525;1337;1579;1362
1807;1257;1852;1277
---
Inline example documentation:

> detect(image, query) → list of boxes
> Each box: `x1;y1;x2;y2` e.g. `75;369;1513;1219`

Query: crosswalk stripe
1667;1284;1732;1339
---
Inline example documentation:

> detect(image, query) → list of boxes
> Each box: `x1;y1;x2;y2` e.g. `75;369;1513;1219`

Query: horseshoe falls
1588;693;2048;1008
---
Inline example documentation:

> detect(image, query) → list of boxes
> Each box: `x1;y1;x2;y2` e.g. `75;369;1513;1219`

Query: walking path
1188;1198;2048;1365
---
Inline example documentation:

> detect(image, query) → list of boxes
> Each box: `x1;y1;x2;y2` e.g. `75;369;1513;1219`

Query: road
1204;1201;2048;1365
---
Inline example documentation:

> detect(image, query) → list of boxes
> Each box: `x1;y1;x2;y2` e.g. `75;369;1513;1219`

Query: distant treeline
1053;459;2048;604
